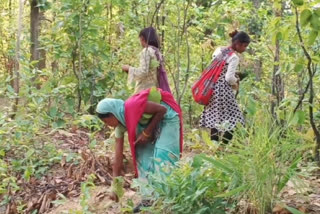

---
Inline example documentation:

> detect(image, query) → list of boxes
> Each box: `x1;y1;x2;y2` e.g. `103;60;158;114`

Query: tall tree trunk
38;11;46;71
77;6;83;112
8;0;15;89
12;0;24;118
271;1;284;121
30;0;40;89
251;0;262;81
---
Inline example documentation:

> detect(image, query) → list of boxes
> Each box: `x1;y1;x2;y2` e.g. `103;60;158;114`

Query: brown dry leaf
314;202;320;207
287;189;297;196
67;190;79;197
67;163;74;178
273;204;283;213
58;130;75;138
60;156;66;167
39;194;48;213
95;190;109;201
55;178;63;184
125;190;136;198
96;173;106;183
26;197;38;212
298;206;307;213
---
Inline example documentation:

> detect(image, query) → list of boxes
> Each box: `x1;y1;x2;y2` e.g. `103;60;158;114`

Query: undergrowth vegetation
146;110;312;214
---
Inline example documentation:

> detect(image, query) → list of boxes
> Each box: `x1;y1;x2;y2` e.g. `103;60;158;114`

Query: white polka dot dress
199;64;244;132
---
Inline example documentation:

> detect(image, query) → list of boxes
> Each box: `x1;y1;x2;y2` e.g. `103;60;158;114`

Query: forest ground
12;128;320;213
1;101;320;214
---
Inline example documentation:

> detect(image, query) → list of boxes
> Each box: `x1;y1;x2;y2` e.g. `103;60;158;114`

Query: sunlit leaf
308;30;318;46
300;9;312;26
292;0;304;6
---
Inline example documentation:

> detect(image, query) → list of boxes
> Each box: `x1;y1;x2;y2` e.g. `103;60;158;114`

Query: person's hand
134;131;150;145
122;65;130;73
110;191;119;202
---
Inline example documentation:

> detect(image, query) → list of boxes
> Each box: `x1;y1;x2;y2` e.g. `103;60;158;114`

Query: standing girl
122;27;171;94
200;30;250;143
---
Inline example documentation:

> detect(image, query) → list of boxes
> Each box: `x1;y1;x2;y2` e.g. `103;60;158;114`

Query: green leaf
215;185;248;198
26;149;35;159
24;166;33;181
296;110;305;124
310;14;320;30
49;107;57;118
300;9;312;26
276;31;282;41
308;30;318;45
277;156;301;191
0;150;5;157
201;156;233;174
294;64;304;73
292;0;304;6
285;205;305;214
112;176;124;199
315;8;320;16
246;97;257;116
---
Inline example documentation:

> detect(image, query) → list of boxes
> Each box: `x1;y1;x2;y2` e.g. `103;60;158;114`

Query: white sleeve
128;48;152;83
225;55;239;85
212;47;221;59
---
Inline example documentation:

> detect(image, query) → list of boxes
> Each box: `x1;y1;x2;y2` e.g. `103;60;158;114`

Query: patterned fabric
200;65;244;132
128;47;159;94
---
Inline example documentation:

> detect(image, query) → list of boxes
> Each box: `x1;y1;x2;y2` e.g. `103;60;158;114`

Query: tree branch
151;0;165;26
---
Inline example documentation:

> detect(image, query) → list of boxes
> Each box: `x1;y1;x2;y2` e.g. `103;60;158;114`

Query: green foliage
79;174;96;214
112;176;125;200
147;111;310;214
0;0;320;212
292;0;304;6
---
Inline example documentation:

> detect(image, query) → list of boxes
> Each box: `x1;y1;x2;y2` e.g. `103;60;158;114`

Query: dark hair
229;30;251;44
139;27;160;48
97;112;113;119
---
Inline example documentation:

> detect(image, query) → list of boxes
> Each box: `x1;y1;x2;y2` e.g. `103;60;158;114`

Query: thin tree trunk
271;2;284;121
12;0;24;118
30;0;40;89
175;3;181;100
161;4;165;49
38;11;46;71
77;6;82;112
251;0;262;81
8;0;15;89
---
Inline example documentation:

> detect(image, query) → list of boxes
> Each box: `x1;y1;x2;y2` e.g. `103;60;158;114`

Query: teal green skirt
135;114;180;178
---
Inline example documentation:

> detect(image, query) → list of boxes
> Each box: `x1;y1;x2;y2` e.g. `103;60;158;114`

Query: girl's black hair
229;30;251;44
97;112;113;119
139;27;160;48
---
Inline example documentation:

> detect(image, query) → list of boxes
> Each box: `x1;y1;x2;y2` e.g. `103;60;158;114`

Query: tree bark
271;1;284;121
38;11;46;71
12;0;24;118
251;0;262;81
30;0;40;88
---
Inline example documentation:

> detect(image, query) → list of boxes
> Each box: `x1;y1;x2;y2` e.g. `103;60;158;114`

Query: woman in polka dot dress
200;30;251;143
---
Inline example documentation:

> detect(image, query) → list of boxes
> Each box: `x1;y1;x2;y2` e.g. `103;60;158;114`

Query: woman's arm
113;137;124;177
225;55;239;85
135;101;167;144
